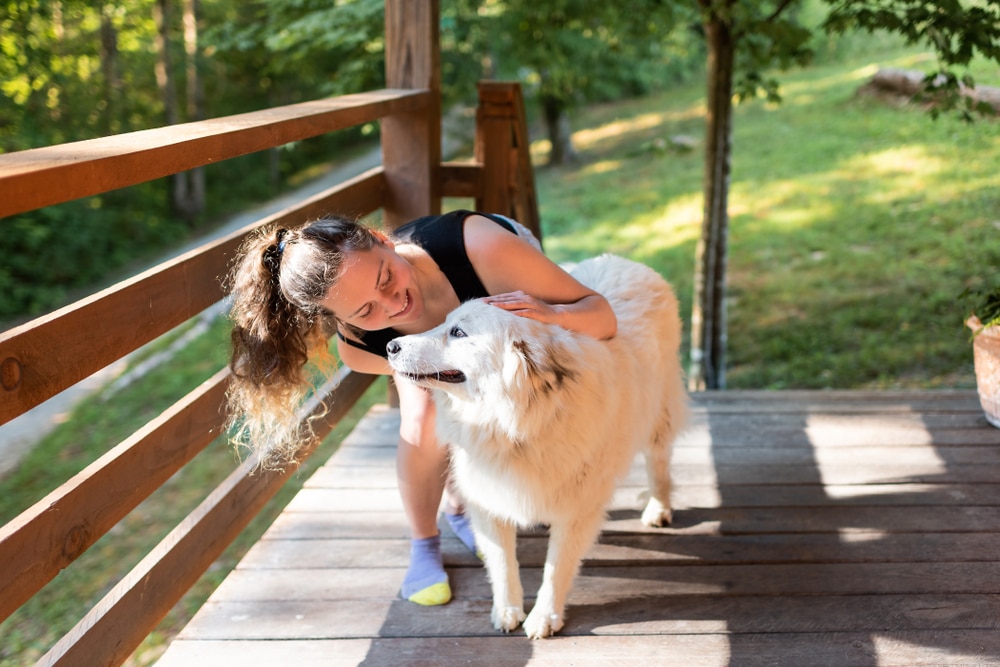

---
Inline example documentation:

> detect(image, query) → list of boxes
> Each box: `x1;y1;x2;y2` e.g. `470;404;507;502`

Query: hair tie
263;228;289;280
275;228;288;255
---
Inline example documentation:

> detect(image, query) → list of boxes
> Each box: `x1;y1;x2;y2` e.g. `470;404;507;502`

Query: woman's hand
483;291;560;324
484;290;615;339
464;214;617;340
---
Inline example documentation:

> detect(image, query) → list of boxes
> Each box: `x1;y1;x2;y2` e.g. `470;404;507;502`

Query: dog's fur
387;254;687;638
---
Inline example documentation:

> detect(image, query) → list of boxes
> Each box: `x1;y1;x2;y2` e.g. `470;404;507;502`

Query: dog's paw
523;607;564;639
641;497;672;527
492;605;526;633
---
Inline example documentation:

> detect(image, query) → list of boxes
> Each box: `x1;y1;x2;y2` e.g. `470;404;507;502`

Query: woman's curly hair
225;215;380;468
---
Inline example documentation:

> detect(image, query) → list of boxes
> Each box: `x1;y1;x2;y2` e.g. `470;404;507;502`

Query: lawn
535;46;997;389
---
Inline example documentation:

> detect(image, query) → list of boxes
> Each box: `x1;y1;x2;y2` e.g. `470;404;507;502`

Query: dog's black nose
386;340;401;357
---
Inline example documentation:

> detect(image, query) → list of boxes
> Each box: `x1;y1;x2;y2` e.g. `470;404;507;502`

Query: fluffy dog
386;254;687;638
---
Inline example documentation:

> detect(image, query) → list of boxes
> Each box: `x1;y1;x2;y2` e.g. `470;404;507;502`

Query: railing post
382;0;441;229
475;81;541;242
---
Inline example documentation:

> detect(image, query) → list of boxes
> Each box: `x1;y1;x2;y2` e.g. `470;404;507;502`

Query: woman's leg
395;377;451;605
396;377;448;537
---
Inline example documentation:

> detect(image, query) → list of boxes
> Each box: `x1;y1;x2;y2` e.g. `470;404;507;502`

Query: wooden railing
0;2;539;665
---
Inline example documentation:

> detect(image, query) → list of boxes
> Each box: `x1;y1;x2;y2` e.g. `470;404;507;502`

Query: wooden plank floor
156;390;1000;667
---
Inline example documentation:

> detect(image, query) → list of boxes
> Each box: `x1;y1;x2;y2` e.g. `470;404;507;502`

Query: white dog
386;254;687;638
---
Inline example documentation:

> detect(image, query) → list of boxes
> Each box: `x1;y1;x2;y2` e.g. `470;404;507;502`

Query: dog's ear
502;334;576;398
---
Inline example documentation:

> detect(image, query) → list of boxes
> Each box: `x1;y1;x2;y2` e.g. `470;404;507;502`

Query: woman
226;209;616;606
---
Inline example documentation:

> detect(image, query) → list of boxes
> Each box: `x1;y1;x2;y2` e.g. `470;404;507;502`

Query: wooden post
382;0;441;229
475;81;541;242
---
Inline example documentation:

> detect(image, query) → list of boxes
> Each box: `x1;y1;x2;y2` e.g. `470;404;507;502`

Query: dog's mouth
400;369;466;384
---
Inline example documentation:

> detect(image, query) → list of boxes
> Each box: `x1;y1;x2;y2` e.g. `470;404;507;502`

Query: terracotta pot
968;315;1000;428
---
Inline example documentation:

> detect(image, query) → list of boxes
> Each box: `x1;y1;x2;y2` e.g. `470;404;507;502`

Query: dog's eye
449;326;467;338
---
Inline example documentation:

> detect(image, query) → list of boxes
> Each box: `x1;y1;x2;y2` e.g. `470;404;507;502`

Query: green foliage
0;0;159;149
0;187;187;319
823;0;1000;118
445;0;704;108
960;285;1000;332
204;0;385;101
733;3;816;102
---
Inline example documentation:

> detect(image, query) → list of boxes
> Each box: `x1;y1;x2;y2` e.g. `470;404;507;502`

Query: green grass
535;46;998;389
3;42;999;666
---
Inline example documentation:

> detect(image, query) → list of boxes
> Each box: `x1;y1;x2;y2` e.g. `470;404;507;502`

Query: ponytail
225;216;379;467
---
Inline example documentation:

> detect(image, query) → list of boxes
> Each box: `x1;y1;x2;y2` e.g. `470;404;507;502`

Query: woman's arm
335;334;393;375
463;215;617;340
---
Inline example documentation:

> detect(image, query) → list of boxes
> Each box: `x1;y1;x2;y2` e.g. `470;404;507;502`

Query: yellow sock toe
407;581;452;606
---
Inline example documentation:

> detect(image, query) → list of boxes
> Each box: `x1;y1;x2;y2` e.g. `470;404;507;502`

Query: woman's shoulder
393;209;471;242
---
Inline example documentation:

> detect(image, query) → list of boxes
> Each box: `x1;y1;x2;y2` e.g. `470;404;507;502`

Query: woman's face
319;240;421;331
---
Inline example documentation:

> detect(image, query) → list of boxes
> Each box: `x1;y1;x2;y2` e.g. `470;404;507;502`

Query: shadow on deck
156;390;1000;667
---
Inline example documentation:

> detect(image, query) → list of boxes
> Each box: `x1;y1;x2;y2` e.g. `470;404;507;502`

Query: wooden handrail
0;89;426;219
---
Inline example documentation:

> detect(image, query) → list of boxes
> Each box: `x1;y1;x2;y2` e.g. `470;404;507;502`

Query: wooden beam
439;162;481;199
0;90;423;219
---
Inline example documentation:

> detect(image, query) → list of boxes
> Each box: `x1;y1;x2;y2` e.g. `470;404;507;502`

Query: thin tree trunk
99;4;121;135
153;0;190;218
153;0;178;126
182;0;205;218
541;93;577;166
689;6;735;391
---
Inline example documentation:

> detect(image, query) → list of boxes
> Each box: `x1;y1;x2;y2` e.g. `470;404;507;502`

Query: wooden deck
155;390;1000;667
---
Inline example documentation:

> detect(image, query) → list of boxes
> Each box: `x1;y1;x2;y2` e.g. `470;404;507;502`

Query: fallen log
860;67;1000;114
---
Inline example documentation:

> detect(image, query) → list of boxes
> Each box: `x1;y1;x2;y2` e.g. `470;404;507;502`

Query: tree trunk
689;6;736;391
541;93;577;166
153;0;187;216
153;0;177;126
182;0;205;218
99;4;121;135
154;0;203;223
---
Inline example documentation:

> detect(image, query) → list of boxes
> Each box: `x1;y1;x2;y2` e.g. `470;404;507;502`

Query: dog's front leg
524;511;604;639
468;507;525;632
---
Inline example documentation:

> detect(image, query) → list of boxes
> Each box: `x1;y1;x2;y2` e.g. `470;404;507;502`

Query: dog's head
386;299;580;409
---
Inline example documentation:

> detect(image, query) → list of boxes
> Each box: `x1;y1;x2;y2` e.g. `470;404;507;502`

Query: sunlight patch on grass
860;146;943;177
832;146;944;209
777;64;879;104
731;177;838;231
618;206;702;257
572;106;704;151
581;159;627;175
530;138;551;161
543;190;702;262
640;193;705;251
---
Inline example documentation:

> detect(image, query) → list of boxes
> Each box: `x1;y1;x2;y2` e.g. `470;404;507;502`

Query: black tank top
336;210;518;359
